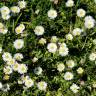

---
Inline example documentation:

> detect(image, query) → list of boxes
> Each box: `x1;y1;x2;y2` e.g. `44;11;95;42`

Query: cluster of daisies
33;0;96;93
0;0;96;94
0;1;26;20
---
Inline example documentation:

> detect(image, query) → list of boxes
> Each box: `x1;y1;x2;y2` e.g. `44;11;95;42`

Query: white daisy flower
77;67;84;74
37;81;47;91
84;16;95;29
13;62;20;71
13;39;24;49
14;53;23;61
6;58;16;66
47;43;57;53
15;24;25;34
11;6;20;13
66;0;74;7
57;63;65;72
66;60;75;68
18;1;27;9
64;72;73;80
39;38;46;45
34;26;44;36
0;28;8;34
4;66;13;75
72;28;82;36
89;52;96;61
0;6;10;15
18;64;28;74
77;8;86;18
47;9;57;19
51;36;58;43
24;78;34;88
2;52;12;62
1;14;10;20
66;34;73;41
70;83;80;93
59;43;69;56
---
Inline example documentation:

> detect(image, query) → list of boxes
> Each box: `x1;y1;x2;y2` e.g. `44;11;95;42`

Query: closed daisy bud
3;75;10;80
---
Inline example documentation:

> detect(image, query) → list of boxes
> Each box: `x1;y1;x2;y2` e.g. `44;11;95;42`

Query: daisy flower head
77;8;86;18
0;6;10;15
72;28;82;36
34;26;44;36
4;66;13;75
70;83;80;93
84;16;95;29
13;39;24;49
39;38;46;45
47;43;57;53
66;0;74;7
47;9;57;19
64;72;73;80
15;24;25;34
66;60;75;68
51;36;58;43
57;63;65;72
24;78;34;88
59;43;69;56
66;33;73;41
37;81;47;91
1;14;10;20
18;1;27;9
14;53;23;61
18;64;28;74
11;6;20;13
2;52;12;62
77;67;84;74
89;52;96;61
